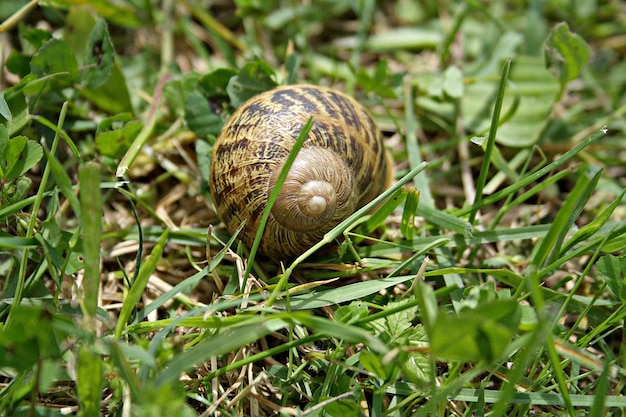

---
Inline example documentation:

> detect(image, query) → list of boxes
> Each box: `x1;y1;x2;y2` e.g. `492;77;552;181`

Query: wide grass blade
400;188;419;240
77;345;103;417
78;163;102;321
265;161;429;307
450;388;626;407
154;318;288;386
274;275;419;310
530;164;602;271
561;188;626;254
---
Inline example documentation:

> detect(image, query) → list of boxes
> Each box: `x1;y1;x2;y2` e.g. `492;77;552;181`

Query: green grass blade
417;203;472;235
297;314;389;354
469;58;511;224
361;187;406;236
116;74;168;178
78;163;102;321
274;274;416;310
115;228;170;338
403;78;434;207
154;318;288;387
243;116;314;280
6;102;68;328
265;161;429;307
134;224;245;322
561;188;626;254
451;388;626;407
76;345;103;417
530;164;602;270
401;188;419;240
457;127;606;217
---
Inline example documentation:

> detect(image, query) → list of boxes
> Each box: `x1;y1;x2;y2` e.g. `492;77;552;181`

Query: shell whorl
209;84;392;259
269;147;355;233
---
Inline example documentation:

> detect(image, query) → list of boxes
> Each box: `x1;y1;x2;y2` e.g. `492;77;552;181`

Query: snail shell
209;84;392;259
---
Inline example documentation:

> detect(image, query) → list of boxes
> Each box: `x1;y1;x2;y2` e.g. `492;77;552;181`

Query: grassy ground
1;0;626;416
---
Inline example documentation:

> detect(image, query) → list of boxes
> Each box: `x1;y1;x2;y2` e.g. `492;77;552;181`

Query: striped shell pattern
209;84;392;259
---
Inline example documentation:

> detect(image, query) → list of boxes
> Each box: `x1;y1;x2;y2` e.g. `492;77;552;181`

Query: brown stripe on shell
208;84;392;259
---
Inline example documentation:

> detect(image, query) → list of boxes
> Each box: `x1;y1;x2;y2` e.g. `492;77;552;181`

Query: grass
1;0;626;416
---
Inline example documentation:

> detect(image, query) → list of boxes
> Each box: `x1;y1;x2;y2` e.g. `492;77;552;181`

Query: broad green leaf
82;18;115;89
467;31;523;78
597;254;626;302
323;398;362;417
0;125;8;172
0;128;43;180
370;298;418;340
107;343;197;417
1;135;27;178
402;325;431;384
545;22;590;86
519;304;539;331
95;120;142;158
226;60;278;107
0;305;70;371
335;301;369;324
63;5;98;63
22;27;53;50
430;299;520;362
81;60;134;114
195;139;212;182
357;59;402;99
0;176;32;206
164;72;202;118
29;39;79;90
5;51;31;78
298;314;389;354
37;218;68;272
359;350;398;381
96;112;133;132
35;226;84;276
199;68;238;97
462;55;560;147
459;281;504;311
185;90;223;137
46;0;144;28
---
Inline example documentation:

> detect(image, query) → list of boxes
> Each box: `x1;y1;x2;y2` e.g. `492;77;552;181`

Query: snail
209;84;393;259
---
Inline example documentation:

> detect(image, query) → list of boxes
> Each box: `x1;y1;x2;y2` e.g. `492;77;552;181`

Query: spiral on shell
209;84;392;259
